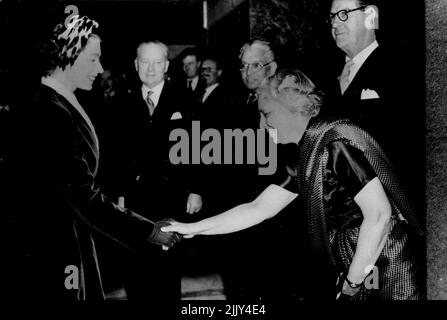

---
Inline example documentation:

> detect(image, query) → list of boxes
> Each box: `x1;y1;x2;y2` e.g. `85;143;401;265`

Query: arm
162;184;298;235
39;97;179;250
347;177;392;284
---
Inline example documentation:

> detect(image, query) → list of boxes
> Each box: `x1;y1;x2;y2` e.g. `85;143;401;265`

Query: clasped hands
148;218;183;250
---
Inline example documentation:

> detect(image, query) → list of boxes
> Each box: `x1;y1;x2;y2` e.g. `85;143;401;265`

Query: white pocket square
170;112;182;120
361;89;380;100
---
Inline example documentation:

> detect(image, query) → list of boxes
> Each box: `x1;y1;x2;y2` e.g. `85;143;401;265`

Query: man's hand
186;193;202;214
148;218;183;249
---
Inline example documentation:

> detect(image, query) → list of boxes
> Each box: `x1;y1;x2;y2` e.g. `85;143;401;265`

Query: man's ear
364;5;379;30
268;61;278;77
217;70;223;78
134;59;138;72
165;60;170;72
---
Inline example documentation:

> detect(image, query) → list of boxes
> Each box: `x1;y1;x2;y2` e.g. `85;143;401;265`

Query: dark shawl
297;118;423;265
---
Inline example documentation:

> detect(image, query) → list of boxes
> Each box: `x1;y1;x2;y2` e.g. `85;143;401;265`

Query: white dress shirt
346;40;379;84
187;76;199;91
141;80;165;112
202;83;219;103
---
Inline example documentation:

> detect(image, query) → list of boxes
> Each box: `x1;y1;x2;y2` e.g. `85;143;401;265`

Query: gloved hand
148;218;183;248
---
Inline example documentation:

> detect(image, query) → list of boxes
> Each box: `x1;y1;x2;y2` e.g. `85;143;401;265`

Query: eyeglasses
240;61;273;73
201;67;217;72
327;6;366;24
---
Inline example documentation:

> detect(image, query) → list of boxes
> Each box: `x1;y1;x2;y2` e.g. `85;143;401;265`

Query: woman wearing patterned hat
8;14;182;300
162;69;424;300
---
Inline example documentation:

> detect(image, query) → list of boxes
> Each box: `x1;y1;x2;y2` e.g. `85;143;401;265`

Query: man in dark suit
122;40;203;300
192;56;240;211
195;57;232;129
178;47;203;101
205;40;305;301
328;0;423;185
329;0;386;143
238;40;278;132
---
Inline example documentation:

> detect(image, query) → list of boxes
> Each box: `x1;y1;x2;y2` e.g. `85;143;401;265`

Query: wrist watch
345;276;363;289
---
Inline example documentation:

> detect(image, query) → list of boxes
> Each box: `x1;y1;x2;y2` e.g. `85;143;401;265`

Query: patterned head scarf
43;15;99;73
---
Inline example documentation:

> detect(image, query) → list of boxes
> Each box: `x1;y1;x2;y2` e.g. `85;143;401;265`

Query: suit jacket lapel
343;46;381;99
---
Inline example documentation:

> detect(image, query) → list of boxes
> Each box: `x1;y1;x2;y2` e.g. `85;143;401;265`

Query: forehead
202;59;216;67
331;0;359;11
138;43;165;60
277;75;301;91
182;55;197;64
241;45;265;62
81;37;101;56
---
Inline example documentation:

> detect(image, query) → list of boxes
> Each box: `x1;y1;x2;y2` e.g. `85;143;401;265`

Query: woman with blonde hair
163;69;423;300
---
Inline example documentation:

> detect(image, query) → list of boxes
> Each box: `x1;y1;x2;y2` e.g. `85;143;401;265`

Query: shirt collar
205;83;219;93
348;40;379;65
141;80;165;107
202;83;219;102
345;40;379;82
192;76;199;89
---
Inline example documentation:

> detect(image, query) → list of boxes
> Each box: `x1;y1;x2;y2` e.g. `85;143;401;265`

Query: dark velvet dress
8;85;157;300
281;137;422;300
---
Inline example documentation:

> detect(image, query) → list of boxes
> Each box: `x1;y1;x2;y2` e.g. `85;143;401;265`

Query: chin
246;82;259;90
78;83;93;91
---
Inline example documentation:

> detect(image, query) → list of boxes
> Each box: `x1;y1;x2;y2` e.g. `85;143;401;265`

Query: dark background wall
426;0;447;300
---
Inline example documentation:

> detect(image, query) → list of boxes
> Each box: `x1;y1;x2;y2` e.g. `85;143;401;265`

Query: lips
334;30;346;37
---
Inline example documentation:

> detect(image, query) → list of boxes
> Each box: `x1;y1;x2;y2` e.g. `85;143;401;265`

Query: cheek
248;74;261;84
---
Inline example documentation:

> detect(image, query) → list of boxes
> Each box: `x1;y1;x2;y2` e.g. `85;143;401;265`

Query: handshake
148;218;182;249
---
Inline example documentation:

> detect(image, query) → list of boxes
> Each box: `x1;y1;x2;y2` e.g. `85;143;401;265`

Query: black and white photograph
0;0;445;313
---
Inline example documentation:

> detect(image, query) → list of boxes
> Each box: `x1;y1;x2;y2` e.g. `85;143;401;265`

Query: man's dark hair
357;0;381;8
179;46;202;63
201;54;224;71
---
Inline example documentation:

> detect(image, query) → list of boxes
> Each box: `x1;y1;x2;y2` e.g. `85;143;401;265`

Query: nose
259;112;267;129
331;16;343;28
242;67;253;77
96;60;104;75
147;62;155;73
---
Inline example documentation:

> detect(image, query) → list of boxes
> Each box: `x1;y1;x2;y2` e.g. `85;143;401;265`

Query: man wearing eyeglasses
238;39;278;130
214;40;277;301
212;40;303;301
328;0;418;178
329;0;382;129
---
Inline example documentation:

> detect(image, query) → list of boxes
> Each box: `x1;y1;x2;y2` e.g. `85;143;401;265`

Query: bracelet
345;275;364;289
